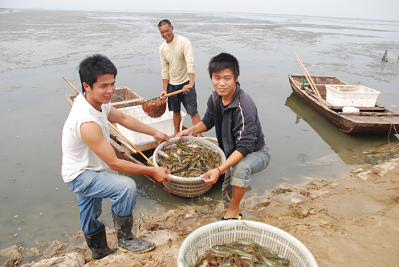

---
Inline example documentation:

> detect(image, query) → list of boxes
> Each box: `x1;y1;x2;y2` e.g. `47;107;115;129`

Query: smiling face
83;74;115;108
159;23;174;43
211;68;238;99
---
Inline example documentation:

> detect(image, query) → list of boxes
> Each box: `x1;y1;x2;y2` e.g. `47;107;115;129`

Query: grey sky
1;0;398;21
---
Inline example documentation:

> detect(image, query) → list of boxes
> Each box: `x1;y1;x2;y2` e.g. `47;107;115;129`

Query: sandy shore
2;156;399;267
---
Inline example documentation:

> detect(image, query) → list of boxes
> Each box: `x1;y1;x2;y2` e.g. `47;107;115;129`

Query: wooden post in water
381;50;388;62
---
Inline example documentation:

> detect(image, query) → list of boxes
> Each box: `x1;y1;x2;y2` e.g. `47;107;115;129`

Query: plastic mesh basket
177;220;318;267
153;136;226;197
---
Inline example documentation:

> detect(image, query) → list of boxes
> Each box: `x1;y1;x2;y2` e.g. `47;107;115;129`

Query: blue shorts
167;81;198;116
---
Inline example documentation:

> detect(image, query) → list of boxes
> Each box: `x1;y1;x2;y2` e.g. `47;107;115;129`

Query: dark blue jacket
202;85;266;158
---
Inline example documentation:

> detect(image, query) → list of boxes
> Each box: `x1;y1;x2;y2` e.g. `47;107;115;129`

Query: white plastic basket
153;136;226;197
326;84;380;107
177;220;318;267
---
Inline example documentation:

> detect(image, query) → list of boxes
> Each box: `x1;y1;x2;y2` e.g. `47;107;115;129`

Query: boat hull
288;75;399;135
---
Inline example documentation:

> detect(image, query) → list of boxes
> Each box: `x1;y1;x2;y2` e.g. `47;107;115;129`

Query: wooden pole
62;77;154;166
108;123;153;166
295;55;321;98
295;55;331;107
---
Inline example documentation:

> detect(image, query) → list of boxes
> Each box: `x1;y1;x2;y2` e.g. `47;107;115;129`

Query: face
83;74;115;104
211;68;238;98
159;24;174;43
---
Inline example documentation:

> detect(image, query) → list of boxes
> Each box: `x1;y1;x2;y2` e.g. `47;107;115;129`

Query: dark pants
167;81;198;116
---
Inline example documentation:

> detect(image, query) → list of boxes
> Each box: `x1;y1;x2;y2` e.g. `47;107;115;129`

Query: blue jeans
222;145;271;206
67;170;137;235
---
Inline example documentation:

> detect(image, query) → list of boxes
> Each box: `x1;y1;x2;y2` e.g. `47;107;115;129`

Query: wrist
149;167;156;177
217;167;224;175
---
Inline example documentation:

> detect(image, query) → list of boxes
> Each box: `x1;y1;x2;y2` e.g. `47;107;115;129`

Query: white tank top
61;94;112;183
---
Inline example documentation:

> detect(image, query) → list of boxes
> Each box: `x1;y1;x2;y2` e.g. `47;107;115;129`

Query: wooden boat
288;75;399;135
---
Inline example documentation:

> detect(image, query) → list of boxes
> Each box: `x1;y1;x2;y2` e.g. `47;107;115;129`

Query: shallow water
0;9;398;249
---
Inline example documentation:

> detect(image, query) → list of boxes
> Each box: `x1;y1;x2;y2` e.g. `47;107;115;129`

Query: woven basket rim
153;136;226;182
177;220;318;267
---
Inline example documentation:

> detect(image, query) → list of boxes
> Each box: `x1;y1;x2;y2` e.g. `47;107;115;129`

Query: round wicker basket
153;136;226;198
177;220;318;267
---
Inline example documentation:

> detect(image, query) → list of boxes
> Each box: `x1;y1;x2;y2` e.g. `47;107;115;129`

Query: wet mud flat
2;154;399;267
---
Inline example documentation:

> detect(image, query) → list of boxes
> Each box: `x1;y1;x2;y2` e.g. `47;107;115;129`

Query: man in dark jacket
178;53;270;219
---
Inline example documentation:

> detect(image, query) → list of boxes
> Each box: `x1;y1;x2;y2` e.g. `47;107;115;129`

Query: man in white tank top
62;54;171;259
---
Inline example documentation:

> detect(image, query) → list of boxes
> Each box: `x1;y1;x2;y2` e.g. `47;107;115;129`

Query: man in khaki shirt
158;19;201;135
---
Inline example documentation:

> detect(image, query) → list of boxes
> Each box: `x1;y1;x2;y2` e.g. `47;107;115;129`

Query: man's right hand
176;128;193;138
160;90;167;98
152;167;171;183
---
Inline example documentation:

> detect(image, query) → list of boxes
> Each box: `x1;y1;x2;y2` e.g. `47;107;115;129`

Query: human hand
152;167;171;183
154;131;170;144
182;83;193;94
160;90;167;98
176;128;193;138
201;168;221;184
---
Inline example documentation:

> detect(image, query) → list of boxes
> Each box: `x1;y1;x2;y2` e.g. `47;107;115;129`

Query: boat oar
108;123;154;166
62;77;154;166
295;55;321;98
63;77;80;95
295;55;331;107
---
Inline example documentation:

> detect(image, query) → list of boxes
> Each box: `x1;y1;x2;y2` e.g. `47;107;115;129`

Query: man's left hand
201;168;221;184
182;83;194;94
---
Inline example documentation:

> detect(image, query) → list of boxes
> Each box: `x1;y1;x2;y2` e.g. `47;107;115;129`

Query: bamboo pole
295;55;333;107
62;77;154;166
295;55;321;98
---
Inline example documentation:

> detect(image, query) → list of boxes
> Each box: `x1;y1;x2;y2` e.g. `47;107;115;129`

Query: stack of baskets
153;136;226;198
177;220;318;267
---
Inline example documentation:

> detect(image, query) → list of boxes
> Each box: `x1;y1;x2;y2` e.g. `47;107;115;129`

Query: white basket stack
153;136;226;198
177;220;318;267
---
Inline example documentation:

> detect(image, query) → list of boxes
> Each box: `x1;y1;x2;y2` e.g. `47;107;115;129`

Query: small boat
288;75;399;135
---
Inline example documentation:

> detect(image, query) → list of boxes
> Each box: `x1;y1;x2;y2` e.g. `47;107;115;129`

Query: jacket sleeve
232;98;259;157
201;94;215;130
159;46;169;80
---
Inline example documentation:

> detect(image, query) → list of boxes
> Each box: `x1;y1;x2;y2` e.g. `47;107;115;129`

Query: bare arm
160;46;169;95
182;73;195;93
80;122;170;182
162;79;169;95
176;121;208;137
108;106;169;144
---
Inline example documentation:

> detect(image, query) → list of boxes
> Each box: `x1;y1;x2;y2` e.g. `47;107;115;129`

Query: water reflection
285;93;399;165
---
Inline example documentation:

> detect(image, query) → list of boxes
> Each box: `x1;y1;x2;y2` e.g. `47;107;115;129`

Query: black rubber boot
112;213;156;253
84;226;116;260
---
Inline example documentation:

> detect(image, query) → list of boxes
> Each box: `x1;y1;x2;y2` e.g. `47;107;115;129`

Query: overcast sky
1;0;398;21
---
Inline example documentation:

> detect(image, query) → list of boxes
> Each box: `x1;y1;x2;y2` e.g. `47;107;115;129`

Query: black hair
208;52;240;78
78;54;117;93
158;19;172;28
